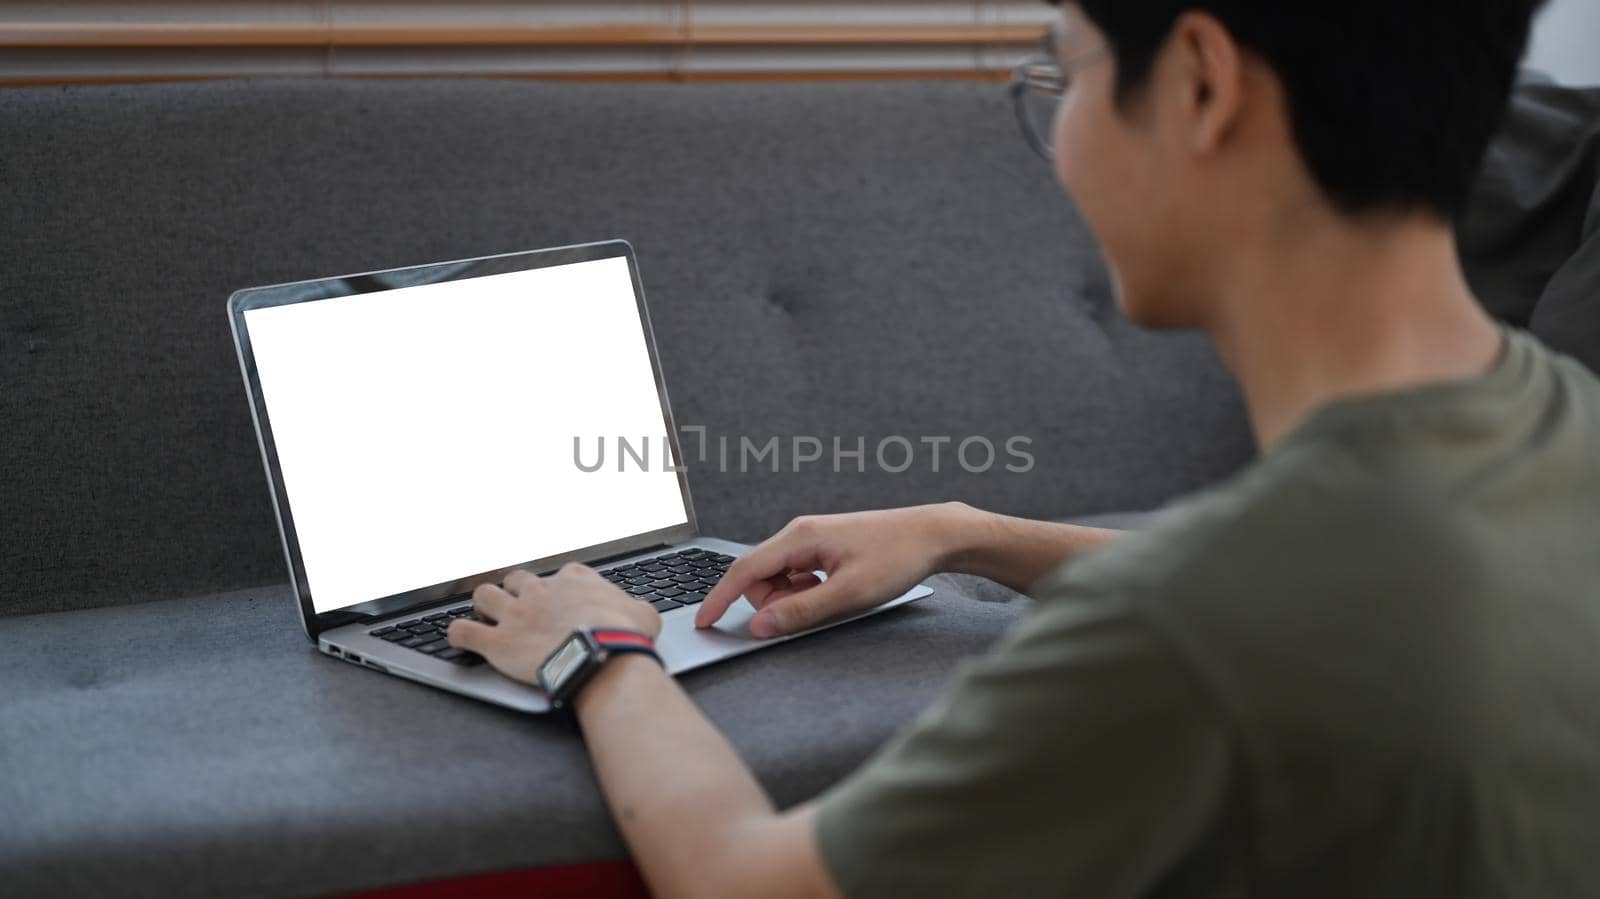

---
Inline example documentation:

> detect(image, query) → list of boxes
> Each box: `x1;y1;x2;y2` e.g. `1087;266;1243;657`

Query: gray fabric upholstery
1056;510;1156;532
1459;84;1600;372
0;576;1030;899
0;78;1254;616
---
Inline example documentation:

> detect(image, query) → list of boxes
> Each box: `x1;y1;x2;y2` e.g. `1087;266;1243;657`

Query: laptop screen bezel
227;239;699;639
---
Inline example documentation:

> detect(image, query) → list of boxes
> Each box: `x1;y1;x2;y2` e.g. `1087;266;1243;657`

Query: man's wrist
576;600;662;641
572;650;664;717
931;501;1001;576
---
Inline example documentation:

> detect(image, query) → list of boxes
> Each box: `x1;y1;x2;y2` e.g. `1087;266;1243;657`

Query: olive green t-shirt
816;328;1600;898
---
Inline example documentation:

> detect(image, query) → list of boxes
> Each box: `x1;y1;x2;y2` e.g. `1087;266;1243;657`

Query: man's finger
740;573;785;610
556;561;597;581
447;618;500;653
503;568;541;597
747;571;823;610
749;575;856;638
473;582;513;621
695;534;821;628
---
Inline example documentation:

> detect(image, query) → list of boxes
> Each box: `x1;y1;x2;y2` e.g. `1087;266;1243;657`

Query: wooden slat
0;68;1015;88
0;2;1052;85
0;22;1047;48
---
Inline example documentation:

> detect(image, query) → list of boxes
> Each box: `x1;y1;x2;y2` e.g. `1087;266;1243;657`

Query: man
447;0;1600;895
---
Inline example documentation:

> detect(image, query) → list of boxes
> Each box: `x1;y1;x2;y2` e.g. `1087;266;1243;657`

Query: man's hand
696;503;975;638
448;563;660;685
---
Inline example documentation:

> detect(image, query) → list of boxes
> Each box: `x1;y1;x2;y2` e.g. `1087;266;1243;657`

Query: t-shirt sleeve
814;579;1233;899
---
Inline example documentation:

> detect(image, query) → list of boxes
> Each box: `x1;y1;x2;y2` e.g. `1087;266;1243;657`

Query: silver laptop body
228;239;931;714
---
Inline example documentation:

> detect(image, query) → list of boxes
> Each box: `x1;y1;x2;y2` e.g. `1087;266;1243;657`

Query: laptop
228;239;933;714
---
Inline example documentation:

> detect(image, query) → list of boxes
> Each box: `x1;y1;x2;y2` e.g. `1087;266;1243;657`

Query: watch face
541;634;591;692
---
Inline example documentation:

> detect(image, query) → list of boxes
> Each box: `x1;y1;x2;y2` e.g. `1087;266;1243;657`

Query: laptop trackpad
656;586;931;675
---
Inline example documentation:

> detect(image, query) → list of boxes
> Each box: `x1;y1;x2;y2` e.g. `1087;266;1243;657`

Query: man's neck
1205;211;1504;450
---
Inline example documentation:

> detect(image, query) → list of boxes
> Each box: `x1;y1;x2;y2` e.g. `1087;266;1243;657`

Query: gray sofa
1;78;1594;898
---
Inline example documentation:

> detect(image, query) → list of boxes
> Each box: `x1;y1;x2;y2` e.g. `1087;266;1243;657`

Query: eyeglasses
1010;57;1066;160
1008;48;1105;161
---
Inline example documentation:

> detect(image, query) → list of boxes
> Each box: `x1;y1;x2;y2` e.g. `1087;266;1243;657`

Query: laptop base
319;536;932;714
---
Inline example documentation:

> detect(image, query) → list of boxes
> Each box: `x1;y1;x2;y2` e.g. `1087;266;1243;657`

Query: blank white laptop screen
243;256;690;614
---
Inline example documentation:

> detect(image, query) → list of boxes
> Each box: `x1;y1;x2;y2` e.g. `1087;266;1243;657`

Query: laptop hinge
584;543;672;569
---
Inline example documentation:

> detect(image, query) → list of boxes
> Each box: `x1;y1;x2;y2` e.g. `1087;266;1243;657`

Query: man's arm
576;654;841;899
696;503;1123;636
944;505;1122;592
448;567;843;899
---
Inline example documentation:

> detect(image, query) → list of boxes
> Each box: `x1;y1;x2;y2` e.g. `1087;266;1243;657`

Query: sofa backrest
0;78;1257;617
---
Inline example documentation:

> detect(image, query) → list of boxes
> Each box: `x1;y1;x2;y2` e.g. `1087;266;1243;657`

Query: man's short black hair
1053;0;1547;219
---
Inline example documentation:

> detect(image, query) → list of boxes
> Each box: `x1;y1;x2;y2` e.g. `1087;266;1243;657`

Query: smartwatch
538;627;662;709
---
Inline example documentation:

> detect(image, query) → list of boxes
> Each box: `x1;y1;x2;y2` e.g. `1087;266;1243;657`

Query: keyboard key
401;635;432;648
370;626;397;637
424;612;449;621
418;638;450;654
436;648;466;662
658;587;684;597
677;592;706;605
626;585;654;596
398;618;422;628
672;573;698;583
650;598;684;611
380;630;411;642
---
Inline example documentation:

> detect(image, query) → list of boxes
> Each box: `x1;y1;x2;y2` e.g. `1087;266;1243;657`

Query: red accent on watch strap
589;629;656;652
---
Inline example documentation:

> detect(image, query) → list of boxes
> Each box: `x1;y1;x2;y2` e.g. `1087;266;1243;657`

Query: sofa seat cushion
0;575;1029;898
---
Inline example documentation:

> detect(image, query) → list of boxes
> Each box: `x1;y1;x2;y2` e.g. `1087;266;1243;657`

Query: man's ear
1170;11;1245;155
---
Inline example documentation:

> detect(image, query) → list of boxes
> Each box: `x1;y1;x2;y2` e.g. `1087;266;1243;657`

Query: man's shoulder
1045;328;1599;609
1048;438;1467;605
1038;440;1488;720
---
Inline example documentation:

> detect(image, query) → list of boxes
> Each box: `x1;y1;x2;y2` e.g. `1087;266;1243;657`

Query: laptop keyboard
597;548;734;611
368;606;486;665
363;548;735;666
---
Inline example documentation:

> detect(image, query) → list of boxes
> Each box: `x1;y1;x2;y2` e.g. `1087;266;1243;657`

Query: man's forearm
563;503;1122;897
574;655;838;899
939;503;1122;592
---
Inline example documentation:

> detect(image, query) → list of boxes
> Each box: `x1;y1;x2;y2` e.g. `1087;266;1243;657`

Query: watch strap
588;628;661;662
540;627;663;711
